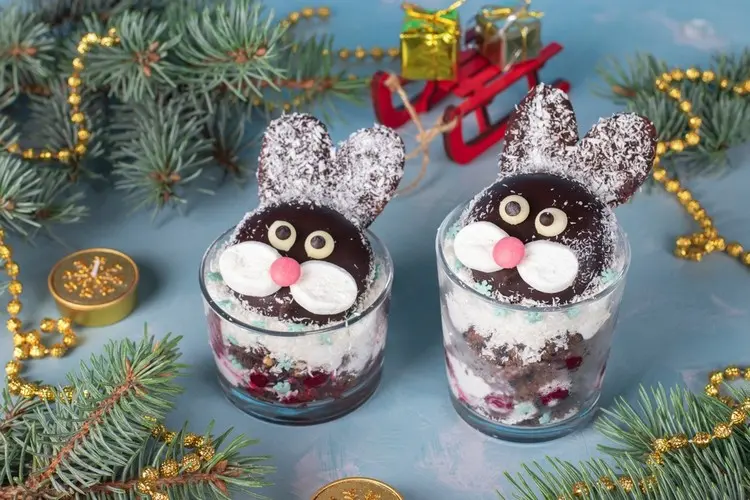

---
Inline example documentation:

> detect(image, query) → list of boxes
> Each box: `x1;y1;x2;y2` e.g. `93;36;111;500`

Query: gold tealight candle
48;248;139;327
311;477;404;500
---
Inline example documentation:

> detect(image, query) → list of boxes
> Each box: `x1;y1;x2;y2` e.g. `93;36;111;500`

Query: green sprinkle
273;381;291;394
249;320;266;329
287;323;306;333
494;306;510;317
276;357;293;371
474;280;493;297
226;334;239;345
526;311;543;323
373;263;382;281
319;333;333;346
229;356;244;371
538;412;552;425
600;268;618;285
207;271;223;282
565;306;581;318
514;401;537;417
216;299;232;309
446;221;462;239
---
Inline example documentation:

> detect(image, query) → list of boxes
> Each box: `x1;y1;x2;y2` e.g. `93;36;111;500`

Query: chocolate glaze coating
231;202;373;325
466;173;611;304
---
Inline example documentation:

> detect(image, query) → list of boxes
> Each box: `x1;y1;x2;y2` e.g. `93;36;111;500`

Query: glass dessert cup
200;227;393;425
436;204;630;442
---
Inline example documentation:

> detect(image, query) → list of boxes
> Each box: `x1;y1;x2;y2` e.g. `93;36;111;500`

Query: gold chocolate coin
311;477;403;500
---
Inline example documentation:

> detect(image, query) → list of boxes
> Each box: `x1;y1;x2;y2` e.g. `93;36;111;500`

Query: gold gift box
400;2;461;81
475;5;543;68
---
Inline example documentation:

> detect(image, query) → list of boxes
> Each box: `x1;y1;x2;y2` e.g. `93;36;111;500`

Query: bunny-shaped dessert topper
453;84;657;305
220;114;405;326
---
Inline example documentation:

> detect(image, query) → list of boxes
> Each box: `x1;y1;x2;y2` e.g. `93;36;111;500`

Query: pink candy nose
270;257;301;287
493;237;525;268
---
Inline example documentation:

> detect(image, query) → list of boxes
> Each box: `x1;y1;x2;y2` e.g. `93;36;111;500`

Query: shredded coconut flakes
257;113;405;228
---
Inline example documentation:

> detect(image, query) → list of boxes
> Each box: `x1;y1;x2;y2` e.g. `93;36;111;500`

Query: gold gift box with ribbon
474;5;543;69
400;1;463;81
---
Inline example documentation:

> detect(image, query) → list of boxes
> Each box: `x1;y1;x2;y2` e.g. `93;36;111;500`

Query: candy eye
268;220;297;251
535;208;568;237
305;231;335;259
499;195;530;225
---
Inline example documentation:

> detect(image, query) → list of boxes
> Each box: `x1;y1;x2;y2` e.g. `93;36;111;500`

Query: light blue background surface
10;1;750;498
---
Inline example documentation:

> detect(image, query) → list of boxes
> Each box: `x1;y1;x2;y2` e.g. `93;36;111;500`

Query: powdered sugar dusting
498;84;656;207
257;113;405;228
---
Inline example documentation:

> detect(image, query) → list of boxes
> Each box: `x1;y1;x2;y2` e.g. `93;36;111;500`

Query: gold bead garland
556;365;749;498
650;67;750;267
1;228;79;401
135;421;217;500
281;6;401;61
4;29;120;163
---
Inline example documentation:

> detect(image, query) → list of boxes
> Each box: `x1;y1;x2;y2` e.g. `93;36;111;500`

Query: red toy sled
371;42;569;165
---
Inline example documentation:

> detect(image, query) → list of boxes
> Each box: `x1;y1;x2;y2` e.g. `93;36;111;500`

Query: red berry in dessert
249;372;270;389
485;394;514;414
303;371;329;389
540;387;569;406
565;356;583;370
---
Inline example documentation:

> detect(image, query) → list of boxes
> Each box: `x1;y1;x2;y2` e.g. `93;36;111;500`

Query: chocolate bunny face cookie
453;84;657;305
219;114;405;326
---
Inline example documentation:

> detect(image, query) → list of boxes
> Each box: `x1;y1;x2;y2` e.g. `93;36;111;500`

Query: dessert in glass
436;84;657;441
200;113;405;425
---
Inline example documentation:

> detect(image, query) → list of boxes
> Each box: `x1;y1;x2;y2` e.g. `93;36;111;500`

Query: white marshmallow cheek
453;221;509;273
290;261;359;315
218;241;282;297
516;240;579;294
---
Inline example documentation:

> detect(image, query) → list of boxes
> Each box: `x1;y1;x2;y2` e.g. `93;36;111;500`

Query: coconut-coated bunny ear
257;113;334;206
331;125;406;228
575;113;657;206
500;84;579;177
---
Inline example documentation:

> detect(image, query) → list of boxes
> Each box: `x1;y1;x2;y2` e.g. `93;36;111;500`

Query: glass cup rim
199;226;394;337
436;201;632;313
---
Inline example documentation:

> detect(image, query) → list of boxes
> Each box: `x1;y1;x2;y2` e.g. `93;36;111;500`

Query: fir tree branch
167;0;288;102
23;334;184;492
74;10;180;101
29;0;139;29
0;0;372;238
595;50;750;180
504;385;750;499
0;152;88;238
0;7;57;93
0;333;271;499
205;97;253;181
109;95;213;214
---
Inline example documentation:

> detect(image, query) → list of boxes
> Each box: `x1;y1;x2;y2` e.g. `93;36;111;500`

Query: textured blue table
11;0;750;498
